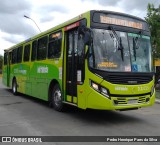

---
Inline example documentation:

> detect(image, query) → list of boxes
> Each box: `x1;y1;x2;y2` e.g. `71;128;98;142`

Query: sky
0;0;160;55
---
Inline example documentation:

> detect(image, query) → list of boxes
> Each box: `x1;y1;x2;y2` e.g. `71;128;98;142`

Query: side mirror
84;30;91;45
78;26;92;46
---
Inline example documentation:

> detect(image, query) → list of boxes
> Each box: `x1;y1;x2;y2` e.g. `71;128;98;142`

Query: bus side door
66;29;78;101
66;28;85;104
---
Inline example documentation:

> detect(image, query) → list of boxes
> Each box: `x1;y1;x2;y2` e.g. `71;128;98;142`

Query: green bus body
2;10;155;111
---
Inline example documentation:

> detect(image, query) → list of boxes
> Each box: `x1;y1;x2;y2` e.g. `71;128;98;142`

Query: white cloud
0;31;15;55
0;0;160;55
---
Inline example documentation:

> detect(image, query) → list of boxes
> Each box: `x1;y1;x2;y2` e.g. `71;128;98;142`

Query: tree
145;3;160;58
0;55;3;73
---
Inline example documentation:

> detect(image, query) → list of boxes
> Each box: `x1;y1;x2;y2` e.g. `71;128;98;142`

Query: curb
155;99;160;104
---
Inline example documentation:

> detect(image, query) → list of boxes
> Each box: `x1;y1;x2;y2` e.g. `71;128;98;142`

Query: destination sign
49;31;62;41
64;22;80;31
100;15;143;29
51;32;61;39
92;12;148;30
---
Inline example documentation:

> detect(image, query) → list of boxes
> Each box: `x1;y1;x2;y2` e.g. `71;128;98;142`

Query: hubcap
53;89;61;106
13;82;16;93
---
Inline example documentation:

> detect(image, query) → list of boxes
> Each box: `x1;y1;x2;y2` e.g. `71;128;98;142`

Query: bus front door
66;30;78;103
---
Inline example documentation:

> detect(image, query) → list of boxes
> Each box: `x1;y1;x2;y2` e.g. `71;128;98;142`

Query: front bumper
86;89;155;110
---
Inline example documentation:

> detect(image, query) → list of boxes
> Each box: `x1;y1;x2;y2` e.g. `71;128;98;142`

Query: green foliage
145;3;160;58
0;55;3;72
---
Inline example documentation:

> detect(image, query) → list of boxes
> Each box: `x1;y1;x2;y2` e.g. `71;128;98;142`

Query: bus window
4;52;8;65
37;36;48;60
12;48;17;64
48;40;62;58
31;40;37;61
24;44;30;62
48;32;62;59
17;46;22;63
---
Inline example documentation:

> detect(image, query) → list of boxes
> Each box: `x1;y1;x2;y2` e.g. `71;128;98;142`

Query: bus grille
105;75;152;85
113;96;149;105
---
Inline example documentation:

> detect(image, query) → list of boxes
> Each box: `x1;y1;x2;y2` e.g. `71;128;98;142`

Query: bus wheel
52;84;64;112
12;79;17;95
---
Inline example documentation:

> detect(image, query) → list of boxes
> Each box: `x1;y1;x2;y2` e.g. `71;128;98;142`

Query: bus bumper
86;90;155;110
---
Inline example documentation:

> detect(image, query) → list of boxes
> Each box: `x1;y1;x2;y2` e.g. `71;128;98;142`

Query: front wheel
12;79;18;95
52;84;64;112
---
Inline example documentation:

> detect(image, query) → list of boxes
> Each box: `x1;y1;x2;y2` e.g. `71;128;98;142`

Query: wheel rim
13;82;16;93
53;89;62;106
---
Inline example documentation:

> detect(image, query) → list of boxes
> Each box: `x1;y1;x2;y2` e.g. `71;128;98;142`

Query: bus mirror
85;46;89;59
84;30;91;45
78;26;91;46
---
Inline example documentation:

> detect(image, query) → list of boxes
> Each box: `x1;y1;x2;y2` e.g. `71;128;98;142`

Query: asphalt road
0;78;160;145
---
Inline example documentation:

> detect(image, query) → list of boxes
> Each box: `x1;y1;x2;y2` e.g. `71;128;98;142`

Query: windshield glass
128;33;152;72
89;29;152;72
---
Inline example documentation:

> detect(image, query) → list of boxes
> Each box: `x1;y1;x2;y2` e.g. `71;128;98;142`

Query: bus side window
31;40;37;61
24;44;30;62
4;52;8;65
48;40;62;58
12;48;17;64
17;46;22;63
48;32;62;59
37;36;48;60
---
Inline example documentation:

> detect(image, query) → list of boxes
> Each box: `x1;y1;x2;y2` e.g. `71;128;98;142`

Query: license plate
128;99;137;104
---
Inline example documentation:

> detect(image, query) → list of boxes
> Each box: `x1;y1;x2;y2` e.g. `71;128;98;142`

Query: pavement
0;78;160;145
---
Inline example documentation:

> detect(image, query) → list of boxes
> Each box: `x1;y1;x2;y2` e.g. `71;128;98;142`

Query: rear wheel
52;84;64;112
12;79;17;95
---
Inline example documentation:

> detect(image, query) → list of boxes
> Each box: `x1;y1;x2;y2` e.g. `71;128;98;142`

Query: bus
2;10;155;111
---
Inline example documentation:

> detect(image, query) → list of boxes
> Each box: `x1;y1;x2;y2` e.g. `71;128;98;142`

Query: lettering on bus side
115;86;128;91
37;66;48;74
14;68;27;74
137;86;149;91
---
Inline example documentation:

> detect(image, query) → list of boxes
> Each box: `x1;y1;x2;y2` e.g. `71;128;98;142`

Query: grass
0;74;2;78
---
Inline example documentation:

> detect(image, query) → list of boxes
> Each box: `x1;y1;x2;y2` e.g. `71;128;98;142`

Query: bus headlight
101;87;109;97
90;80;110;98
91;82;99;91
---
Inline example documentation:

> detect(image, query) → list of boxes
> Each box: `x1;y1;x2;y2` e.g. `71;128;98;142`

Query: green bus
2;10;155;111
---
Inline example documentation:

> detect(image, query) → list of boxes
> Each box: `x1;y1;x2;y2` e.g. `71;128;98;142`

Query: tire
12;79;18;95
51;84;64;112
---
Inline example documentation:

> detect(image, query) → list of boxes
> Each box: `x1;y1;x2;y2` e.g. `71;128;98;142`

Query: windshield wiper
119;37;124;61
109;26;124;61
134;30;143;49
133;31;143;61
133;38;137;61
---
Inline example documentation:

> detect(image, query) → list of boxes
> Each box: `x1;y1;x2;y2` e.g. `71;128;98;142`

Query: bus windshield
89;29;152;72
